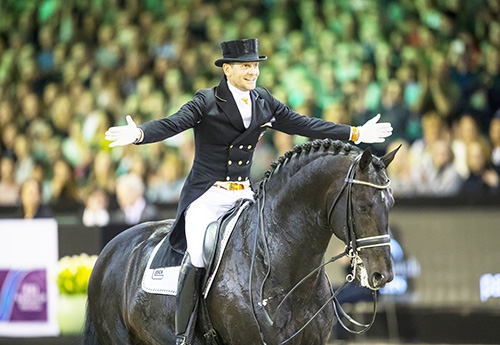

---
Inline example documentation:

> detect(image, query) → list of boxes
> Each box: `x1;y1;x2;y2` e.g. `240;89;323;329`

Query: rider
105;38;393;345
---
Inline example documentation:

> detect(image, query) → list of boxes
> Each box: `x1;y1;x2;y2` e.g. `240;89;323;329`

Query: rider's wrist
350;126;359;143
133;128;144;144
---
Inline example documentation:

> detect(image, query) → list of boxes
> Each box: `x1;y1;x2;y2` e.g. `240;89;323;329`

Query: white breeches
184;186;254;268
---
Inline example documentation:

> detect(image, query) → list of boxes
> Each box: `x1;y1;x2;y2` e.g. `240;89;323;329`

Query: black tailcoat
138;77;350;253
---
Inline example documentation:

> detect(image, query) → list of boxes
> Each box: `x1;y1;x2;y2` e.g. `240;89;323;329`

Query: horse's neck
256;158;344;276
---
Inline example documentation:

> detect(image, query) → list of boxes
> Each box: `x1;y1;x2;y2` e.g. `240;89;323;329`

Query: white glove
355;114;393;144
105;115;142;148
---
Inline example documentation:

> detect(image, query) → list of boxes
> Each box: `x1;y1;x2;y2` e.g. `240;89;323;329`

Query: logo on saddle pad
152;268;164;280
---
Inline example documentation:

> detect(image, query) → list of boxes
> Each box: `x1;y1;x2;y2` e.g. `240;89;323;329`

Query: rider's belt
213;181;251;191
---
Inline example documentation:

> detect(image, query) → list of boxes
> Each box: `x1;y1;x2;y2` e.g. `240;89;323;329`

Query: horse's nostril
371;272;385;288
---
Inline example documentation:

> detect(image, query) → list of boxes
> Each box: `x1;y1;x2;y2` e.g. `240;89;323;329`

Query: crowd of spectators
0;0;499;223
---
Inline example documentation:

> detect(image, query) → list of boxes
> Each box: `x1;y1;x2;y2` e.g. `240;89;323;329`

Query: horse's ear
381;144;401;168
358;147;373;171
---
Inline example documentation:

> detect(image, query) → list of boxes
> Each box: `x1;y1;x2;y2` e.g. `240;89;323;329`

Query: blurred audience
13;134;34;186
42;157;80;205
385;139;415;197
0;155;20;206
17;178;53;219
410;111;448;171
111;173;159;225
81;188;110;227
460;140;500;195
412;139;463;197
490;111;500;175
451;114;488;179
146;152;185;204
0;0;499;218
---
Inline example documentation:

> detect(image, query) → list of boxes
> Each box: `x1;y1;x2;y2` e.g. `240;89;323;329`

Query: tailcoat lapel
214;79;245;132
231;90;267;143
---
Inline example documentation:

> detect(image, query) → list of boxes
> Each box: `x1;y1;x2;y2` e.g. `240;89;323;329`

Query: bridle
325;153;392;336
327;153;392;257
250;153;393;344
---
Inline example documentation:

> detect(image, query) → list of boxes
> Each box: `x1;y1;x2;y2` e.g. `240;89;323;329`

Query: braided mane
254;139;361;198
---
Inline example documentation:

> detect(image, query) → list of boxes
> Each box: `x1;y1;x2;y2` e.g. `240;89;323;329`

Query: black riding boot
175;254;204;345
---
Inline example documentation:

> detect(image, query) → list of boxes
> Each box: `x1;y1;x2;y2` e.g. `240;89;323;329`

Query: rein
251;153;392;344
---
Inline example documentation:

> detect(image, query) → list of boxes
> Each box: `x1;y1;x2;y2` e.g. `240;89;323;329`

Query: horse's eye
356;203;371;213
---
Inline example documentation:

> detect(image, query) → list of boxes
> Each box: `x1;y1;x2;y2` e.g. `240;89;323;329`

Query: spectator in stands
49;94;73;139
86;150;116;197
489;111;500;175
81;188;110;227
36;25;55;74
0;123;18;160
146;152;186;204
19;92;42;132
412;139;463;197
17;178;53;219
395;62;421;113
42;157;80;205
13;134;34;186
452;114;488;179
490;111;500;175
414;50;461;121
385;139;415;197
483;45;500;119
460;140;500;195
0;100;15;130
410;111;448;171
0;155;20;206
111;173;159;226
359;78;417;154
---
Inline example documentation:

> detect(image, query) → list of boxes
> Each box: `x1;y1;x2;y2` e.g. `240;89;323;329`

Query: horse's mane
254;139;384;199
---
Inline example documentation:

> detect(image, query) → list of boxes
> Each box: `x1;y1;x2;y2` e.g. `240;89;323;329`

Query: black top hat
214;38;267;67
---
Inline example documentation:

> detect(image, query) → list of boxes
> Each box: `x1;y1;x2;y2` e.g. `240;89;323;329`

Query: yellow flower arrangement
57;253;98;295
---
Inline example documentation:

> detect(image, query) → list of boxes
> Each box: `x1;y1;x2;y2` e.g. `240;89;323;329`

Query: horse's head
329;145;400;290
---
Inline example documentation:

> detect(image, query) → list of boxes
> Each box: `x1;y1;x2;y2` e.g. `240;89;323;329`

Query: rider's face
223;62;260;91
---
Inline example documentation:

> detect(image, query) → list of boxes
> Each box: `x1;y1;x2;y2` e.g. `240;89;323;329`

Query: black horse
84;139;398;345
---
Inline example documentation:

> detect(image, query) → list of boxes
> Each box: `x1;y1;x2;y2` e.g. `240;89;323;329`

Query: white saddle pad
141;236;180;295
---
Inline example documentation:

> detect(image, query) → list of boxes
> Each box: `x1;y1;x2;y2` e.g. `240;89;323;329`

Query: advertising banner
0;219;59;337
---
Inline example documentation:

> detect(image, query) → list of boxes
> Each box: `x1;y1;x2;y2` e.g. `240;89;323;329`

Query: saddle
141;198;252;296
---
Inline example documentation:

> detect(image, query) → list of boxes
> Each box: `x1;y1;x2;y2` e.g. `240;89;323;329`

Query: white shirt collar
227;81;252;128
227;81;250;101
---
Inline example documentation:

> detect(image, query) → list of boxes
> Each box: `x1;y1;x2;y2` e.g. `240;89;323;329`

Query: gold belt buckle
229;183;244;190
